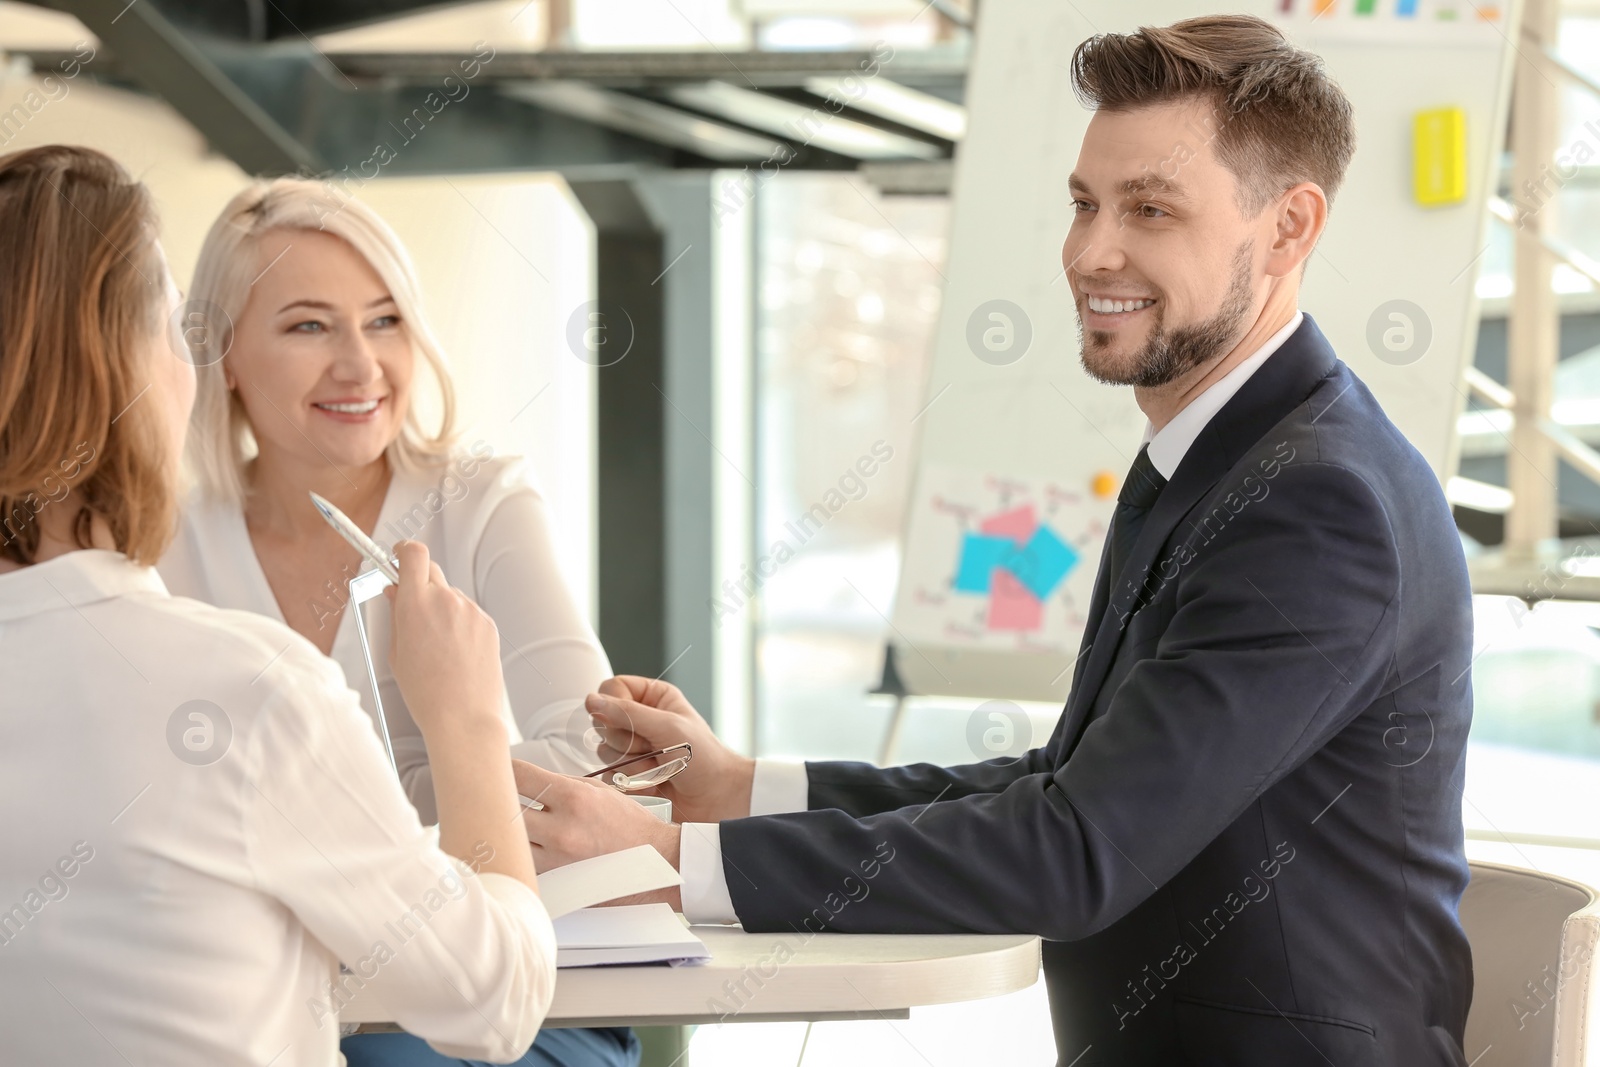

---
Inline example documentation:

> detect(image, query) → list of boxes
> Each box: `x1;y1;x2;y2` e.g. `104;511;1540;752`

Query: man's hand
514;761;683;910
586;676;755;824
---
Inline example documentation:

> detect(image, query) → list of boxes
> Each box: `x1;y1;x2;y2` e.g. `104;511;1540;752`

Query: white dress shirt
1141;310;1304;479
0;549;556;1065
158;449;612;824
680;309;1306;925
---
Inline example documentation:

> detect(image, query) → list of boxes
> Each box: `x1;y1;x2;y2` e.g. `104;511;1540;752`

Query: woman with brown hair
0;145;557;1064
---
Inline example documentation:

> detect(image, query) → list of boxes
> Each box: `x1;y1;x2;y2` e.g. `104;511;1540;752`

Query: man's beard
1078;240;1255;388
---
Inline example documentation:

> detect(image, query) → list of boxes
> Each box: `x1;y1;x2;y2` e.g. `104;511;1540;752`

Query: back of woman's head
0;145;172;567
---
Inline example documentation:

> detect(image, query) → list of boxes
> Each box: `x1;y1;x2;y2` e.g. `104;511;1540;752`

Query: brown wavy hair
0;145;173;566
1070;14;1356;216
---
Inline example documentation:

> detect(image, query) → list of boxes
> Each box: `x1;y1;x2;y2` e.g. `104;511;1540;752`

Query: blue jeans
341;1027;639;1067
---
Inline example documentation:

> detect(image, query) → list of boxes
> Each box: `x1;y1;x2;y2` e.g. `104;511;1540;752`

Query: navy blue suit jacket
719;314;1474;1066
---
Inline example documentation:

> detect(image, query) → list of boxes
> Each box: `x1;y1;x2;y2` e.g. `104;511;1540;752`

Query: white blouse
0;549;556;1065
158;448;611;824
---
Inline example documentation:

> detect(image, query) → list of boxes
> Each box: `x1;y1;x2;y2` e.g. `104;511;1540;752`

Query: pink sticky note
981;504;1036;546
987;570;1043;631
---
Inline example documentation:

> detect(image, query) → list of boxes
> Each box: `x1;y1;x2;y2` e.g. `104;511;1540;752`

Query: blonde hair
0;145;174;566
185;178;458;503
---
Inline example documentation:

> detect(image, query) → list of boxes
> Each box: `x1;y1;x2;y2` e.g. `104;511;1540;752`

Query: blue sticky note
954;533;1013;593
1007;525;1079;600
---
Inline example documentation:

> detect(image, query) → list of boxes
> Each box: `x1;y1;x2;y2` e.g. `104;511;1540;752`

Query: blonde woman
157;179;636;1067
0;145;553;1064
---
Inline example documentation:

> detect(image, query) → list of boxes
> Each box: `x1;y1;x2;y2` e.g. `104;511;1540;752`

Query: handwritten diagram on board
894;464;1116;654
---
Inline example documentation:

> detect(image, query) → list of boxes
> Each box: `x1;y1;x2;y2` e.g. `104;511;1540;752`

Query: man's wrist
652;822;683;911
730;755;757;819
653;820;682;869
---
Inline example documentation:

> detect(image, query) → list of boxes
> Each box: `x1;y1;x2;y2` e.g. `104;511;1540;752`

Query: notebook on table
552;903;709;968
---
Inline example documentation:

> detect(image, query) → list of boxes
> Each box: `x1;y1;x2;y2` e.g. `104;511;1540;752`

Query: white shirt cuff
679;822;739;925
749;758;808;816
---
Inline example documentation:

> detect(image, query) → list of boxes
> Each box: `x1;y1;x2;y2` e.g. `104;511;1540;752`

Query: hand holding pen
310;492;545;814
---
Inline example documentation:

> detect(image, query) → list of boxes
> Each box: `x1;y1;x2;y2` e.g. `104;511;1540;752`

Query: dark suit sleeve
720;462;1401;940
801;711;1069;816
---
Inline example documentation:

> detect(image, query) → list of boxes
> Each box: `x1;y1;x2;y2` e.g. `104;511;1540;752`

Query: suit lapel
1054;314;1342;756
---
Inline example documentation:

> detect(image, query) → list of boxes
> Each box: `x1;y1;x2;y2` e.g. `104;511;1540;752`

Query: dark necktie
1107;444;1167;589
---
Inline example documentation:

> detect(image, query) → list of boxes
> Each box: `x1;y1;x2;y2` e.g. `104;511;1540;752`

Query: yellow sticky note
1414;106;1467;207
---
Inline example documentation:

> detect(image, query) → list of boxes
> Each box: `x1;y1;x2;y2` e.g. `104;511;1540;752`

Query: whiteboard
887;0;1520;702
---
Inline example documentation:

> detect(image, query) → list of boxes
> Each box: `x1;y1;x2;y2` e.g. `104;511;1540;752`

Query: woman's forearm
425;717;538;890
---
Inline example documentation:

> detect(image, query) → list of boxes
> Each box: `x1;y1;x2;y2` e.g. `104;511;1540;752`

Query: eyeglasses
583;743;692;792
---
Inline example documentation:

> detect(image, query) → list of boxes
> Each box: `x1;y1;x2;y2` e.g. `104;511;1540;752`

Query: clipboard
349;566;400;776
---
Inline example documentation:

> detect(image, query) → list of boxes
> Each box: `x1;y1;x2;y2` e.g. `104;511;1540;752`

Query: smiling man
519;15;1476;1066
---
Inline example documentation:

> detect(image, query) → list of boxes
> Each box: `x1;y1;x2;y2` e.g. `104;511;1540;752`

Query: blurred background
5;0;1600;1062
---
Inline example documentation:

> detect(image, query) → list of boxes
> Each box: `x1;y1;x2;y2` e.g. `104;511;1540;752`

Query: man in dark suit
520;14;1474;1066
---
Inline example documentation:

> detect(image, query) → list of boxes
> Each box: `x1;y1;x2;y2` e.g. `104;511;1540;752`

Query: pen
316;488;536;817
308;491;401;584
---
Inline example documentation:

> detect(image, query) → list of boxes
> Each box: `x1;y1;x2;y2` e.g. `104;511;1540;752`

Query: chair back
1460;860;1600;1066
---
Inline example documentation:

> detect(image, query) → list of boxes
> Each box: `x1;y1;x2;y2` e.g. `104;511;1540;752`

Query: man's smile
1084;293;1158;325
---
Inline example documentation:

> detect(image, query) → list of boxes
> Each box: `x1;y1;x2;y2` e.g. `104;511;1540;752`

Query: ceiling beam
331;48;966;91
39;0;320;174
11;3;965;177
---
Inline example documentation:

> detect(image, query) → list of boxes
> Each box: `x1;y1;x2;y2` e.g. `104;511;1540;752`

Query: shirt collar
1141;310;1304;480
0;548;168;623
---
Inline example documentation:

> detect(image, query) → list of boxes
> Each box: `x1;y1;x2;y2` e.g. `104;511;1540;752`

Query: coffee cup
630;794;672;823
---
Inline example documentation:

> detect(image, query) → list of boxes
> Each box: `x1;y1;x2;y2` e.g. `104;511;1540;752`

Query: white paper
536;845;682;920
551;903;710;968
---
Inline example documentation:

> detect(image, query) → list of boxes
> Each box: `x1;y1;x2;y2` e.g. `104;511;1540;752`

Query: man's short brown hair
1070;14;1356;216
0;145;172;566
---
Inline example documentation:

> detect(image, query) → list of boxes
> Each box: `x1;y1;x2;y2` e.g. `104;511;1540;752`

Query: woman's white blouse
0;549;556;1065
158;449;611;824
